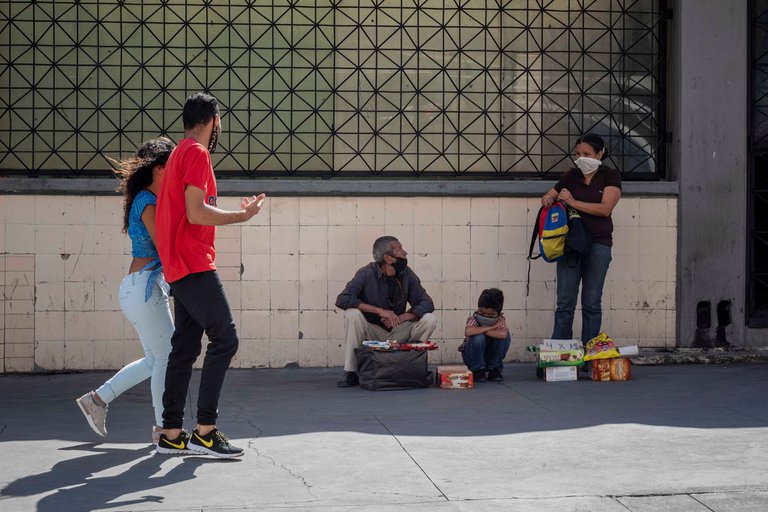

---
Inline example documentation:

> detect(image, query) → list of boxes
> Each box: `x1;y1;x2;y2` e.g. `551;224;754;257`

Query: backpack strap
528;205;544;261
526;205;545;296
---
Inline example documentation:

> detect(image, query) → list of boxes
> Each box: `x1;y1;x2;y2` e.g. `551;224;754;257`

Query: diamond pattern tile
0;1;665;178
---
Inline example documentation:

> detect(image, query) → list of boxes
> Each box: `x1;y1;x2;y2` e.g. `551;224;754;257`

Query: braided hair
111;137;175;233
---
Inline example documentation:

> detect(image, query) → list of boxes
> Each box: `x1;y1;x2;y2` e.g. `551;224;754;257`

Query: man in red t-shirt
154;93;265;458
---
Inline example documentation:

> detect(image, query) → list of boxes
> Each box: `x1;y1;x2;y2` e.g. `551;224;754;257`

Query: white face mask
574;156;601;175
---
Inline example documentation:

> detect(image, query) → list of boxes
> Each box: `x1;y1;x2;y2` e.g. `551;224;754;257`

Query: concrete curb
632;347;768;365
0;176;680;197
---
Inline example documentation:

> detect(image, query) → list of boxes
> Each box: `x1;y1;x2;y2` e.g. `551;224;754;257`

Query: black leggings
162;271;239;428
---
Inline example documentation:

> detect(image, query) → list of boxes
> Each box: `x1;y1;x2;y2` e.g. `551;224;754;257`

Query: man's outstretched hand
241;193;266;220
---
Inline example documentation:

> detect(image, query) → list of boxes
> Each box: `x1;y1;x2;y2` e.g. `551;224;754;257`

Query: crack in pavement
723;405;768;426
609;487;768;499
223;401;313;497
247;440;317;499
225;399;265;438
508;386;554;412
689;493;716;512
374;415;449;502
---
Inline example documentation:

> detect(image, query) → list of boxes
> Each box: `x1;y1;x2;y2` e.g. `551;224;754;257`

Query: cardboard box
544;366;577;382
537;339;584;368
618;345;639;356
538;349;585;367
541;339;581;351
591;358;632;381
437;365;473;389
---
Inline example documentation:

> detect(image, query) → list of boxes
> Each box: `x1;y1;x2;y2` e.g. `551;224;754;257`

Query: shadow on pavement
1;363;767;446
0;443;237;511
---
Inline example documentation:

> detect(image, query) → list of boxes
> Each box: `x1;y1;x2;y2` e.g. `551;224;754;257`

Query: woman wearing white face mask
540;134;622;359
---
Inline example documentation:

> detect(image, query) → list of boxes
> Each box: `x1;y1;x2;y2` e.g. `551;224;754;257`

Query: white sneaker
76;391;108;437
152;426;163;445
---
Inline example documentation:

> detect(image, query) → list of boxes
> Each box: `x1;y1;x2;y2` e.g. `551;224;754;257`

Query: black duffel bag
354;347;430;391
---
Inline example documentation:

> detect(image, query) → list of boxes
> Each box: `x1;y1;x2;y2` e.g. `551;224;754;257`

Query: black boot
488;368;504;382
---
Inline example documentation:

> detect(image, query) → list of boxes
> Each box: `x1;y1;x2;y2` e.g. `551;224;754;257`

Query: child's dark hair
575;133;607;160
182;93;219;130
111;137;175;233
478;288;504;313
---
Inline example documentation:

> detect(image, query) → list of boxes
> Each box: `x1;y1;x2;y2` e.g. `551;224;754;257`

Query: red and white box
437;365;473;389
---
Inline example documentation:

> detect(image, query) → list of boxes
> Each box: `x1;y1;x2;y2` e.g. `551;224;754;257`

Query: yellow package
584;333;621;361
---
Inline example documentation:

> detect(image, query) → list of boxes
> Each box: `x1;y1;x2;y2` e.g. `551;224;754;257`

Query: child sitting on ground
459;288;511;382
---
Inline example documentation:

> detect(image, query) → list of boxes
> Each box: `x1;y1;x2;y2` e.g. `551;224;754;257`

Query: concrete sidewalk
1;363;767;511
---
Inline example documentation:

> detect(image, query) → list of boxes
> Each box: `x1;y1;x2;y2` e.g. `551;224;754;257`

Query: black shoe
188;428;244;458
155;430;191;455
336;371;359;387
473;370;487;383
488;368;504;382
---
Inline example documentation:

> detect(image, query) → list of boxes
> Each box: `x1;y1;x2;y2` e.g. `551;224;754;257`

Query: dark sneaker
155;430;191;455
473;370;487;383
488;368;504;382
336;371;359;388
188;429;244;458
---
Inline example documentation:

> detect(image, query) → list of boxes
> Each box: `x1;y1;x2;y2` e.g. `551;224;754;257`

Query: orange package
592;359;611;381
591;358;631;381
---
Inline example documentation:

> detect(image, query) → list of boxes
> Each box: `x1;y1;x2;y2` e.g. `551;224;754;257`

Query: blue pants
461;333;511;372
97;270;173;426
552;243;612;344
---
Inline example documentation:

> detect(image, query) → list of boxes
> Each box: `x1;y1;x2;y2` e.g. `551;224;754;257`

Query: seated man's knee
344;308;366;325
344;308;365;319
420;312;437;329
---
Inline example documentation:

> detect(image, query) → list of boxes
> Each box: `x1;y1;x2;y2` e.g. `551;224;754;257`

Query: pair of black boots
473;368;503;382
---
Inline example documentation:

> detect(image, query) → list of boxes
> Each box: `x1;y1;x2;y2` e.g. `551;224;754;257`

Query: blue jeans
96;270;174;426
461;333;511;372
552;243;612;344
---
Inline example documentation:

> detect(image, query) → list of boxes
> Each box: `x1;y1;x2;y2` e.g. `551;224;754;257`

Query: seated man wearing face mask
335;236;437;387
460;287;511;383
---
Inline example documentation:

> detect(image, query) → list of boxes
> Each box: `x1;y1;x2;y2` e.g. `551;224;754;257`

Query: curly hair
111;137;175;233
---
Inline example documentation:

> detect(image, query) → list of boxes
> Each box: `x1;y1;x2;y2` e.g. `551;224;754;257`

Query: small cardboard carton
437;365;473;389
591;358;632;381
545;366;577;382
538;349;585;367
541;339;582;351
537;339;585;368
